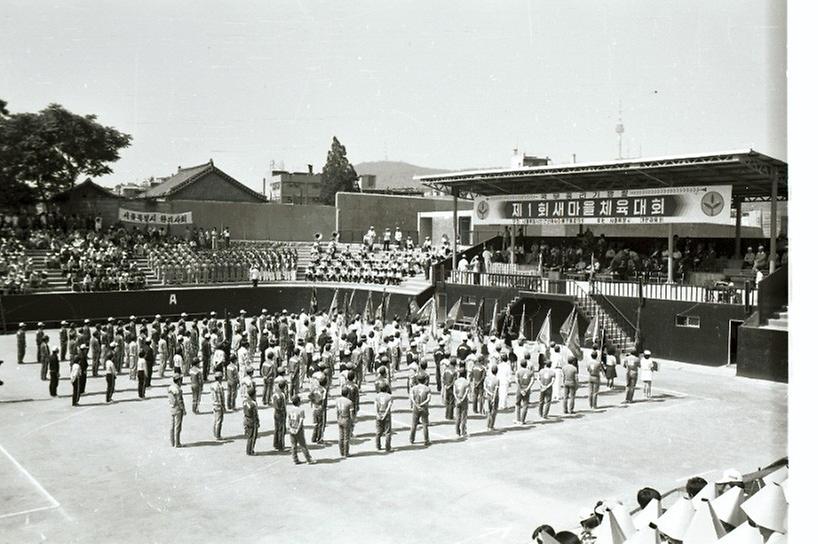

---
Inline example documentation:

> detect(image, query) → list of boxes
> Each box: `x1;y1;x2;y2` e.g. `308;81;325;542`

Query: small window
463;296;477;305
675;315;700;328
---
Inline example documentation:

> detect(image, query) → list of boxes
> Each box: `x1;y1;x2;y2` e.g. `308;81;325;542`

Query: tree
319;136;359;205
0;101;132;206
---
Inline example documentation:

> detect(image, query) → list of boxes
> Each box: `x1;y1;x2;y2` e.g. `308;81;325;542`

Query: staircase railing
571;280;636;353
757;264;788;325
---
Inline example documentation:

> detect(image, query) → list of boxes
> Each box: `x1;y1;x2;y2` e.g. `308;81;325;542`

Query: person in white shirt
394;227;403;249
552;345;565;401
496;353;513;409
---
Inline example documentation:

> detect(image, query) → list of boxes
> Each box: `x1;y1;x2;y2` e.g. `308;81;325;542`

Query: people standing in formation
14;305;659;461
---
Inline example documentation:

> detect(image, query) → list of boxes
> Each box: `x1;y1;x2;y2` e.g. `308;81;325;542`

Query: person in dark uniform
272;379;287;451
104;351;116;403
433;341;445;392
48;347;60;397
623;349;640;404
59;321;69;361
310;376;327;444
470;355;486;414
409;374;431;446
189;358;203;413
562;357;579;414
442;358;456;420
38;334;50;381
77;344;89;396
537;360;555;419
243;387;259;455
69;357;81;406
287;395;314;464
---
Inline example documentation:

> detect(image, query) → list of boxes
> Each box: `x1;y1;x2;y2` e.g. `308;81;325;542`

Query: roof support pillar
733;197;743;259
769;174;778;273
452;188;459;272
510;224;516;266
667;223;674;284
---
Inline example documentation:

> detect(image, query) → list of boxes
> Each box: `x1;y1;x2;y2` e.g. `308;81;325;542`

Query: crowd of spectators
531;462;788;543
476;228;788;283
0;231;47;294
147;241;298;285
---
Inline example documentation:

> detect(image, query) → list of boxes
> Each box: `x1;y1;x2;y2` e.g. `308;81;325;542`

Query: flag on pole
567;314;582;360
584;309;599;346
416;297;433;323
471;298;484;332
363;291;373;322
519;304;526;338
346;289;355;317
309;287;319;314
560;306;576;343
327;289;339;316
489;299;499;336
384;292;392;322
375;286;387;323
446;297;463;326
635;278;645;351
408;298;420;319
536;309;552;346
429;297;439;338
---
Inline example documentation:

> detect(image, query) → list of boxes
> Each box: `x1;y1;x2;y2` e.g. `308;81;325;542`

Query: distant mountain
354;161;452;190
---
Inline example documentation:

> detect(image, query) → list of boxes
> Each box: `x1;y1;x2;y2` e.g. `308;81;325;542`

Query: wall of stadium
335;192;472;244
55;195;335;240
0;285;432;330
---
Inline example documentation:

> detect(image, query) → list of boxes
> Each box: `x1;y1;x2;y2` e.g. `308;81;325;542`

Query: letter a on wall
169;294;177;305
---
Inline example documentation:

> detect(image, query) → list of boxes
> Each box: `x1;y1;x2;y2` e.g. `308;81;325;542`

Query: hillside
354;161;452;190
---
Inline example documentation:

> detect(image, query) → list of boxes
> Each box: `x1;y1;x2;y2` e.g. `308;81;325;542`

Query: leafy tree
0;99;8;118
0;101;132;206
319;136;359;205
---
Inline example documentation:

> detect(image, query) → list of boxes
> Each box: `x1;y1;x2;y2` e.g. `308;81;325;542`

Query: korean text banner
472;185;733;226
118;208;193;225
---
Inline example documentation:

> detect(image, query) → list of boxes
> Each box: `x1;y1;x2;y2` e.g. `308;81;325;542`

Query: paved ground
0;330;787;544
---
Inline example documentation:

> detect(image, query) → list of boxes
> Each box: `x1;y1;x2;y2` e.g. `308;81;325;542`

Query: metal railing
447;271;754;306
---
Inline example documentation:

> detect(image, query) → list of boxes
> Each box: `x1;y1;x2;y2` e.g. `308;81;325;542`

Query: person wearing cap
374;381;394;452
483;364;500;430
210;370;226;439
561;356;578;415
77;344;89;396
48;347;60;397
168;373;186;447
537;359;556;419
136;350;148;399
640;350;656;399
441;357;456;420
515;356;535;424
35;322;45;351
261;351;276;406
497;353;512;410
470;355;487;415
623;349;640;404
753;245;768;272
59;321;69;361
90;330;101;378
243;386;260;455
286;395;314;464
104;347;117;403
187;358;203;413
38;334;51;381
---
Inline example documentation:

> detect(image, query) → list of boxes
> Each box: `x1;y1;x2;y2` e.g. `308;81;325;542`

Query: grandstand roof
141;160;266;202
417;149;787;202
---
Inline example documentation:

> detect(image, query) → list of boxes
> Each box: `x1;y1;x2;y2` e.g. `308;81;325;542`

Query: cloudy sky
1;0;786;193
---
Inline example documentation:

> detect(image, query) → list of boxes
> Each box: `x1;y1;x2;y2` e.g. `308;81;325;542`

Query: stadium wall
0;285;424;330
54;196;335;241
335;192;473;244
735;325;788;382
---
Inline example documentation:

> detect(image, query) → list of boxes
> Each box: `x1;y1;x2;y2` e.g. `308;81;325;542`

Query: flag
536;309;552;346
566;314;582;360
309;287;318;314
429;298;439;338
408;298;420;320
446;297;463;326
327;289;339;316
584;309;599;346
518;304;526;338
635;278;645;352
489;299;499;336
375;286;387;322
560;306;576;343
471;298;484;331
383;292;392;322
363;291;373;322
416;297;433;323
346;289;355;316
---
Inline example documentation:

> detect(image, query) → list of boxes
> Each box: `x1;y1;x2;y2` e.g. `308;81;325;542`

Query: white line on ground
0;504;60;521
20;407;93;438
0;443;71;521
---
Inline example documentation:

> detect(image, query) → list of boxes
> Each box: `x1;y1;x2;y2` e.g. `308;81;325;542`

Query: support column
769;175;778;273
667;223;674;284
510;223;516;266
733;197;743;259
452;189;459;272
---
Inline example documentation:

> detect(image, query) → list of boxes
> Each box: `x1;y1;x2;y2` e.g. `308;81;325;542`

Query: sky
0;0;786;194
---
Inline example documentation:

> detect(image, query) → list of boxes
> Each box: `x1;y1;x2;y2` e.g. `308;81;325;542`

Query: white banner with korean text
118;208;193;225
472;185;733;226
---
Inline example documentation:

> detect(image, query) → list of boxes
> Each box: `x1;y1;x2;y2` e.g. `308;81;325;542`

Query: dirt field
0;330;787;544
